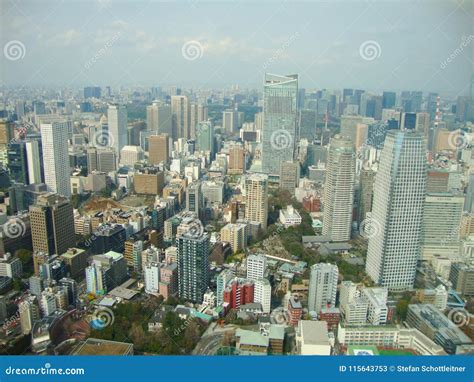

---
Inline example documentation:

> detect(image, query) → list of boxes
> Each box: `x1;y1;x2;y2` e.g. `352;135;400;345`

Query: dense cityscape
0;0;473;362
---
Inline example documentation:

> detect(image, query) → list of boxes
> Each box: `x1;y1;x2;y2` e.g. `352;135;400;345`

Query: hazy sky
1;0;473;95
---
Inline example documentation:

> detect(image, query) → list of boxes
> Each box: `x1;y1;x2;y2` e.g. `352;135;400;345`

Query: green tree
396;300;409;321
15;249;32;266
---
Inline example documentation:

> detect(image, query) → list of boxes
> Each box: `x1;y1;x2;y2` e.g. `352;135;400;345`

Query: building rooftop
302;235;330;244
298;320;329;346
108;286;138;300
347;345;380;356
236;329;269;347
289;297;302;309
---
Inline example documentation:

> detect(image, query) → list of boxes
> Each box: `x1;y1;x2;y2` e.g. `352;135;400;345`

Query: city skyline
0;0;473;366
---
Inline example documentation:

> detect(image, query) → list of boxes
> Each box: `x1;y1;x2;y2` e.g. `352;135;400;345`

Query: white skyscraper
107;104;128;155
246;254;267;280
25;140;42;184
307;263;338;313
365;130;427;291
40;121;71;197
322;135;355;242
144;262;161;295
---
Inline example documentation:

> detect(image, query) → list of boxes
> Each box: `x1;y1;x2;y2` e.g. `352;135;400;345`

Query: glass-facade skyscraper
261;73;298;178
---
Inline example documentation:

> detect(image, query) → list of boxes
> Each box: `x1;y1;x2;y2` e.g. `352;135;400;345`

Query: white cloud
46;29;81;47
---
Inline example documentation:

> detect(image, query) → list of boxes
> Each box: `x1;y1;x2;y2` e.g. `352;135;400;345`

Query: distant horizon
1;80;470;100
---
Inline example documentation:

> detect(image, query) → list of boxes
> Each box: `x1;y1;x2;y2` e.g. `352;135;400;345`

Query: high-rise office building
422;193;464;260
0;120;15;146
340;115;375;144
107;104;128;155
25;140;42;184
223;110;239;135
177;230;210;303
245;173;269;230
86;251;128;295
228;145;245;174
358;165;375;224
15;100;25;120
366;130;427;291
322;135;355;242
307;263;339;313
195;121;214;154
84;86;101;99
261;73;298;177
186;181;202;216
171;95;190;140
120;145;144;166
148;134;169;165
96;149;116;173
29;193;75;256
40;120;71;197
382;91;396;109
86;147;98;174
279;161;300;194
189;103;207;139
146;101;172;136
8;141;29;184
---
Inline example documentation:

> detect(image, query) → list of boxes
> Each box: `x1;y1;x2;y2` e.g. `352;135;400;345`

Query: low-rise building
279;205;302;228
406;304;472;354
296;320;331;355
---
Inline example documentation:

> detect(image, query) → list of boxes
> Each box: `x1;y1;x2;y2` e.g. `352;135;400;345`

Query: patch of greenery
89;301;207;354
